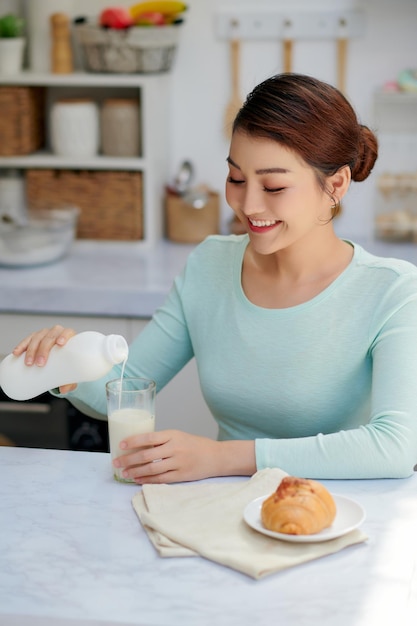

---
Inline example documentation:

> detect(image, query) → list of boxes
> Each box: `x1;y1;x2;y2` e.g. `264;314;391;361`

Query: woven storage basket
74;23;180;73
165;191;220;243
0;87;45;156
26;169;143;241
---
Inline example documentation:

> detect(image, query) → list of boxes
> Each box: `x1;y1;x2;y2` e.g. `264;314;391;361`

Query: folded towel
132;468;367;579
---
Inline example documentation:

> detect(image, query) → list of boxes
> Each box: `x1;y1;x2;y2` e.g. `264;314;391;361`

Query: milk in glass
108;407;155;482
106;377;156;484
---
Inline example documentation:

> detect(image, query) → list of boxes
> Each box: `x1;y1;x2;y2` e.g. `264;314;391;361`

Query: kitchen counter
1;237;417;318
0;240;195;318
1;446;416;626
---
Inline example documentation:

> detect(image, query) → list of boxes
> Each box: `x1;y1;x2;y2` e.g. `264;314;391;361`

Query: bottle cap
104;334;129;364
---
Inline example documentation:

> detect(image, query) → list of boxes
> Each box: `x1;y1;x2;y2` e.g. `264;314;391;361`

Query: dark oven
0;388;109;452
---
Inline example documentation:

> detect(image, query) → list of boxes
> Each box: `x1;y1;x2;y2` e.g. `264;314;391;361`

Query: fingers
13;325;76;366
59;383;78;394
119;429;162;451
134;468;179;484
120;458;176;484
111;430;216;484
112;431;172;480
113;437;165;470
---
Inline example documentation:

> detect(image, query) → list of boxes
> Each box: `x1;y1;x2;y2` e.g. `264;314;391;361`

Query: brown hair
233;73;378;216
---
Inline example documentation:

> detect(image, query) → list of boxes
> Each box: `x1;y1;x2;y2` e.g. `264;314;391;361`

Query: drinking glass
106;377;156;483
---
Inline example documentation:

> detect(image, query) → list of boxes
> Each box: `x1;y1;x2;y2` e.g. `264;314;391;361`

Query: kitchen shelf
0;71;168;88
0;71;172;246
373;89;417;132
0;152;146;171
372;88;417;242
374;89;417;102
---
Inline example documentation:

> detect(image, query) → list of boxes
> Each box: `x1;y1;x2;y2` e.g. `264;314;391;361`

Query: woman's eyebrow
255;167;290;174
226;157;290;175
226;156;240;169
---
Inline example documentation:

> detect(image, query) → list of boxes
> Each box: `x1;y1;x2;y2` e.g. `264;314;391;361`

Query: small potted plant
0;13;25;75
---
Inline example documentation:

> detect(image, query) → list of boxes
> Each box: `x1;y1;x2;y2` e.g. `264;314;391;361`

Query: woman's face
226;131;333;256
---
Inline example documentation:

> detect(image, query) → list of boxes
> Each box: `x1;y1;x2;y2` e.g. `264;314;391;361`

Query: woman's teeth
249;219;279;227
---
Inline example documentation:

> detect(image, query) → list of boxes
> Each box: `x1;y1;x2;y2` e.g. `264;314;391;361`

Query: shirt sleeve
255;285;417;479
60;272;194;421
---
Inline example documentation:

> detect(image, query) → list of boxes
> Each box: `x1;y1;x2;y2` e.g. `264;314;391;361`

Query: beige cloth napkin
132;468;368;579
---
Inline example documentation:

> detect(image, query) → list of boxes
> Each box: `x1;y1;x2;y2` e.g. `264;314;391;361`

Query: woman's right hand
12;325;78;393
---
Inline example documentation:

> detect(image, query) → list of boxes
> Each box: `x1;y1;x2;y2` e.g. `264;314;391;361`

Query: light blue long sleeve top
64;235;417;479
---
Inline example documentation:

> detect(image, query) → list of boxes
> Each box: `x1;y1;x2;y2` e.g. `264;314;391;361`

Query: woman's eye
227;176;245;185
264;186;284;193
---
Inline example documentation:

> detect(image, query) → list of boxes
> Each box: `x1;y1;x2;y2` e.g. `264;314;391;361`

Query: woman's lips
247;218;282;233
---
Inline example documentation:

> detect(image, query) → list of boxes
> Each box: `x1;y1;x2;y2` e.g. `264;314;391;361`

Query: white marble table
1;447;416;626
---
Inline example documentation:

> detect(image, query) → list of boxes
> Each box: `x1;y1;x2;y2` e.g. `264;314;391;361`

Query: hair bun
351;125;378;182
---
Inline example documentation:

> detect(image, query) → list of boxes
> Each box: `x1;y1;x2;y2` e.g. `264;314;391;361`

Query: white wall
4;0;417;239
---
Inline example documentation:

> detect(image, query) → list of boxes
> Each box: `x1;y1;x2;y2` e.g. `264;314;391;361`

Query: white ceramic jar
101;98;140;157
0;38;26;75
50;98;99;157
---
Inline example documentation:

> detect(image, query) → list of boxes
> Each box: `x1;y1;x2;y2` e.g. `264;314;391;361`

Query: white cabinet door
129;319;218;439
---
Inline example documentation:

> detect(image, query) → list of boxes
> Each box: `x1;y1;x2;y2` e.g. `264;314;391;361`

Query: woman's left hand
112;429;256;483
112;429;222;484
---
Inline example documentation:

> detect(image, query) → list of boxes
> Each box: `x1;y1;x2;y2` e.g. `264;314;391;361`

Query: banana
129;2;188;19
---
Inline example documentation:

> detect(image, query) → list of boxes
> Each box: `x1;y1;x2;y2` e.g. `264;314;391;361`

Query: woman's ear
328;165;351;203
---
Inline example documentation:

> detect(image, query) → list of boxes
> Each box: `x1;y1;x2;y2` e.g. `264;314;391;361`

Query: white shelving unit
372;90;417;172
0;71;172;246
373;90;417;133
372;90;417;242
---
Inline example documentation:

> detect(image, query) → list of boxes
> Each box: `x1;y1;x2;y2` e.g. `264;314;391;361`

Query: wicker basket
165;191;220;243
74;23;181;73
26;169;143;241
0;87;45;156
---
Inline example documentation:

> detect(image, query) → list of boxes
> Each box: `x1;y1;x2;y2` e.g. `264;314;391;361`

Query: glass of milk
106;377;156;483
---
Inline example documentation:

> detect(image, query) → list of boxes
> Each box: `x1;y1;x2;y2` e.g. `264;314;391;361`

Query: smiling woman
10;73;417;484
225;131;354;302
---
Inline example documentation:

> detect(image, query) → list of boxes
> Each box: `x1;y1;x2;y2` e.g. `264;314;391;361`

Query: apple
99;7;134;29
135;11;166;26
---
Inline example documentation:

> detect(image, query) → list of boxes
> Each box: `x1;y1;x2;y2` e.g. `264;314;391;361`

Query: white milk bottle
0;331;129;401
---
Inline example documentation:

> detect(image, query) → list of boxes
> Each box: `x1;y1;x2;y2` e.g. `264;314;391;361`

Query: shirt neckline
233;236;358;314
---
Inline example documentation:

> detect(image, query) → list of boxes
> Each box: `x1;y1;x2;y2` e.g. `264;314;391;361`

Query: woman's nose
240;185;263;217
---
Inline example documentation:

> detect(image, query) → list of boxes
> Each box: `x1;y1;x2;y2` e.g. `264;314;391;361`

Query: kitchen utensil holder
165;190;220;243
0;86;45;156
26;169;143;241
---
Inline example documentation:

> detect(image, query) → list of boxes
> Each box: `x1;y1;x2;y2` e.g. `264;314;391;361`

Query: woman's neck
242;230;354;309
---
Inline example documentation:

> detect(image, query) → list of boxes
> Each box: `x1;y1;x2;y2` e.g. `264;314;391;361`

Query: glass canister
50;98;99;157
0;169;26;225
101;98;140;157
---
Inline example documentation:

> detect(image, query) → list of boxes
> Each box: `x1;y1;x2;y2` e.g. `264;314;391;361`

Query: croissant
261;476;336;535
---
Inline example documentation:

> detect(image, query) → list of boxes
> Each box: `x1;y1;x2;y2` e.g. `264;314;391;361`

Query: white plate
243;494;365;543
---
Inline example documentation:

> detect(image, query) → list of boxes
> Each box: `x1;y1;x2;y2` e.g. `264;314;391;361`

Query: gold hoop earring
331;201;342;219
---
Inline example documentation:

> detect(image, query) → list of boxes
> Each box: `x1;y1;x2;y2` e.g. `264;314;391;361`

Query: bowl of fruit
74;1;187;74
